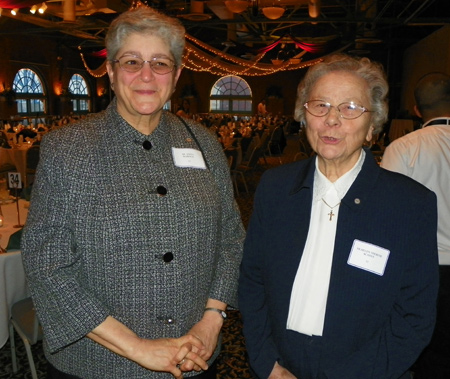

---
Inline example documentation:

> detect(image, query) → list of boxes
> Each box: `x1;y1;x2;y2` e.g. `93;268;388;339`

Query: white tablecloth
0;199;29;348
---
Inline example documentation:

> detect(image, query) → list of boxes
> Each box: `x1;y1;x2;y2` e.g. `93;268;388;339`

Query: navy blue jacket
239;150;439;379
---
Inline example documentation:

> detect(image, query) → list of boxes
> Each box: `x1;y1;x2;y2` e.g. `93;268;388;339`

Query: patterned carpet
0;134;300;379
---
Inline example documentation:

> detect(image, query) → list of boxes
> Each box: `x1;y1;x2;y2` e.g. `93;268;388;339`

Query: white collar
313;149;365;203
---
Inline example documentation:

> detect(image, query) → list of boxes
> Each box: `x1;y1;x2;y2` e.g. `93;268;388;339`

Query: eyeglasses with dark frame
304;100;373;120
112;55;176;75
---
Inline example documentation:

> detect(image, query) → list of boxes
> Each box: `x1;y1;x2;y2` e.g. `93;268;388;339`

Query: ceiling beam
0;11;107;41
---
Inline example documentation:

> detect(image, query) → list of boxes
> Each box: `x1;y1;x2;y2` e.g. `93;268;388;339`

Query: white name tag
171;147;206;169
347;239;390;276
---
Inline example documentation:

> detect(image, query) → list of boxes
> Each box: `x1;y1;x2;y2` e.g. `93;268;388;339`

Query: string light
183;34;323;76
11;8;19;16
30;5;38;14
78;47;107;77
77;2;331;77
79;34;324;78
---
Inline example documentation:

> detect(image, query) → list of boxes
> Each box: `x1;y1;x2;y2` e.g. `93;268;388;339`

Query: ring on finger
176;358;186;369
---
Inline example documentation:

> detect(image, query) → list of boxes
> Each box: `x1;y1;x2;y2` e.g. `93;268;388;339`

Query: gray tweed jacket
21;101;245;378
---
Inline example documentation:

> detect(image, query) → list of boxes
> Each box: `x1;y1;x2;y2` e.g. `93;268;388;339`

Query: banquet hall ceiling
0;0;449;66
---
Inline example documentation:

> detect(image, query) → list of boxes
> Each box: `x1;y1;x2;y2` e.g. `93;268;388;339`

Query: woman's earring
111;83;114;91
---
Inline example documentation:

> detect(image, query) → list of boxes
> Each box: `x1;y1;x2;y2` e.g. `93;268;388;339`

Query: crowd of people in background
198;113;288;151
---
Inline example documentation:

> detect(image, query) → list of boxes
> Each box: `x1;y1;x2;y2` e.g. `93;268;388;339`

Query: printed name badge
172;147;207;169
347;239;390;276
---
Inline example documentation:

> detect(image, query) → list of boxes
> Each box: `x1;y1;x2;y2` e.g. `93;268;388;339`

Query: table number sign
8;172;22;190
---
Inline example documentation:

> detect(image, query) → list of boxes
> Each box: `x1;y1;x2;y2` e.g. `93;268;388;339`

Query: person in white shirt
382;72;450;378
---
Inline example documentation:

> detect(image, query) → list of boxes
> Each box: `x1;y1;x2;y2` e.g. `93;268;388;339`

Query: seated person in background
0;131;11;148
176;98;192;119
17;128;37;140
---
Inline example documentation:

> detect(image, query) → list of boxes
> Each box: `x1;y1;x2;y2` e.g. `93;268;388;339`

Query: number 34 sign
8;172;22;189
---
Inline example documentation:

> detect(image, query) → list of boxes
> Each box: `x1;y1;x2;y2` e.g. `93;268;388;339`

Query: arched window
68;74;90;114
210;75;252;115
13;68;46;123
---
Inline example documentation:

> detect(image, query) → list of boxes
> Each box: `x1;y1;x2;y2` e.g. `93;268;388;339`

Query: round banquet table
0;199;29;348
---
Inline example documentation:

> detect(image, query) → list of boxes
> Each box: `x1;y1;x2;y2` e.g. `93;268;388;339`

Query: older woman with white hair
22;6;244;379
239;54;439;379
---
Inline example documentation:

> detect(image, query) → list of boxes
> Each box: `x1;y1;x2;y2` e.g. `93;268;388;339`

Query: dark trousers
413;265;450;379
47;360;217;379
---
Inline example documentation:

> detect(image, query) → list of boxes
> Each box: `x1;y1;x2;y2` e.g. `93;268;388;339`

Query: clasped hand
175;312;223;375
88;314;221;379
132;334;208;379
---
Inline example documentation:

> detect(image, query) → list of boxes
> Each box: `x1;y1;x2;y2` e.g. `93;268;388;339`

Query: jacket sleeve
238;179;279;378
21;134;110;353
323;189;439;379
209;148;245;308
191;122;245;308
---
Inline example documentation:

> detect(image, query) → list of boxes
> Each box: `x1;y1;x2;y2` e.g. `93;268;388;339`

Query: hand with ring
172;341;208;378
176;358;186;369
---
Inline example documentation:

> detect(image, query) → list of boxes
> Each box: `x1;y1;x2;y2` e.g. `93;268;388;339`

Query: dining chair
227;154;233;169
9;297;43;379
267;126;284;164
257;129;271;164
242;134;260;162
231;144;263;195
230;145;246;195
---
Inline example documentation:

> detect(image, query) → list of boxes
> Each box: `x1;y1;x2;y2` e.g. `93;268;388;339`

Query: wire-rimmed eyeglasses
112;55;176;75
304;100;372;120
